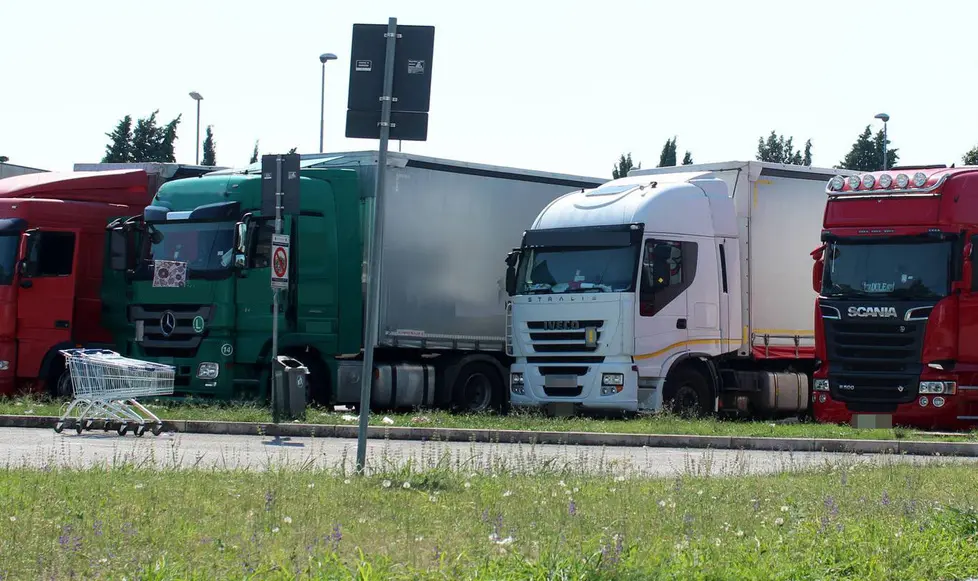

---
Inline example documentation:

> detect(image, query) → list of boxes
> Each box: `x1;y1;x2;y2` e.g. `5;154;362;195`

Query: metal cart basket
54;349;175;436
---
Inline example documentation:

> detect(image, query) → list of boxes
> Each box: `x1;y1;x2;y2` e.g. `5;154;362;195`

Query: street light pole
319;53;338;154
190;92;204;165
875;113;890;171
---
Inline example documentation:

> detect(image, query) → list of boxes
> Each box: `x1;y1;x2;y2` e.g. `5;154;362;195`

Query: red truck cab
0;170;155;395
811;167;978;430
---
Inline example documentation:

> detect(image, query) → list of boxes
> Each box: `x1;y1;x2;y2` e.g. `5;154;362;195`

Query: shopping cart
54;349;175;437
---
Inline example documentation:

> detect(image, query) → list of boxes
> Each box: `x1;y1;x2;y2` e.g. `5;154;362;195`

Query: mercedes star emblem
160;311;177;337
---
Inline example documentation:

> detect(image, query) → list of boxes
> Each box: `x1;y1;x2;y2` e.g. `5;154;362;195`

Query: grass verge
0;456;976;579
1;394;977;442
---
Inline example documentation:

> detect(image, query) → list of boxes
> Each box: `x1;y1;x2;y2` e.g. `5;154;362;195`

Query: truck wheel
663;367;710;418
451;362;502;414
50;366;73;400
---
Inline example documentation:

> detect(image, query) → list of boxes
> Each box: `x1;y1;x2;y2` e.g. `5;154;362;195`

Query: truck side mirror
504;249;521;296
107;228;127;271
18;229;38;278
810;244;826;293
233;221;248;269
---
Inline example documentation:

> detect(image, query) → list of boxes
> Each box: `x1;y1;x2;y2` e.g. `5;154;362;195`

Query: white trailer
505;161;856;417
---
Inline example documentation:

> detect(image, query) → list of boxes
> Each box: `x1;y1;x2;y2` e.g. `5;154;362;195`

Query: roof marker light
912;172;927;188
878;174;893;189
847;176;861;190
895;173;910;188
829;176;845;191
861;174;876;189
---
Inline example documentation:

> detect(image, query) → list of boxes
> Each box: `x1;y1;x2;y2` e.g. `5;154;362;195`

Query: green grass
0;454;977;579
2;393;977;442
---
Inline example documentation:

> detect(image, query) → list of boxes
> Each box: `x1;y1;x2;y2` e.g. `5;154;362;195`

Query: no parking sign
271;234;290;290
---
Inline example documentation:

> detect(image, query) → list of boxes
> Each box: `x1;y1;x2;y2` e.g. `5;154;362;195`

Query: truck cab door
634;238;696;367
101;218;138;351
16;228;78;380
235;216;292;365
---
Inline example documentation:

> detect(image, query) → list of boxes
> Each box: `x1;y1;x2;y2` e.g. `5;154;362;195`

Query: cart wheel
83;419;94;431
151;424;163;436
102;421;113;432
117;423;128;436
135;425;147;437
54;422;65;434
75;421;84;435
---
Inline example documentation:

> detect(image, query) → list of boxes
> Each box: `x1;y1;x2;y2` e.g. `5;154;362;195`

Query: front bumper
812;390;978;431
509;360;640;412
128;339;238;398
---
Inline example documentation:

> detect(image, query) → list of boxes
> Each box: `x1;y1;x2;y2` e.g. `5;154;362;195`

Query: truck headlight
919;381;956;395
0;360;9;371
197;362;220;380
813;379;830;392
602;373;624;386
510;373;524;395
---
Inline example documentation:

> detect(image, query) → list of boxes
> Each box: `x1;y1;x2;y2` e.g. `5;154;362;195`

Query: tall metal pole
195;99;201;165
882;121;888;171
356;16;397;474
319;62;326;153
271;155;283;424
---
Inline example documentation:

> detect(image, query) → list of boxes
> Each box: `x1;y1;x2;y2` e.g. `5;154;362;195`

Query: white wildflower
697;490;704;496
8;516;15;522
503;490;513;497
735;530;744;537
658;500;667;508
272;527;280;533
134;484;144;489
343;479;351;485
774;517;785;526
780;505;789;512
283;516;292;524
341;414;358;422
402;481;411;489
464;482;472;489
382;480;392;488
415;536;424;542
308;483;315;488
614;475;626;483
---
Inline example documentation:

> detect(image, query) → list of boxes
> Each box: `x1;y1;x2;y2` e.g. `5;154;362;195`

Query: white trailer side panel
745;169;837;358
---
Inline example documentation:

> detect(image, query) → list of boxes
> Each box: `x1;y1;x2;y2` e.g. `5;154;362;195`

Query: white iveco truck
504;161;854;417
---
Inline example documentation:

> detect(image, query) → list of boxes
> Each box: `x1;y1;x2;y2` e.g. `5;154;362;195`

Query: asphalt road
1;427;974;477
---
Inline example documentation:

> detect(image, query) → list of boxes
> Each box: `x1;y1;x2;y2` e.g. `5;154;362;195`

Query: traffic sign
271;234;290;290
261;154;301;217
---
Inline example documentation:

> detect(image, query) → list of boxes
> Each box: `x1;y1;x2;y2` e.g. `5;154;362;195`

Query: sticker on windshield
193;316;205;334
862;281;895;293
152;260;187;288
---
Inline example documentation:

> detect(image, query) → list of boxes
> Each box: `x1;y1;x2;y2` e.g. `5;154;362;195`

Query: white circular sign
221;343;234;357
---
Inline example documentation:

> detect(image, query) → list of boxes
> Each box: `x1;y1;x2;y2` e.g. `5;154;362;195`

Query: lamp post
190;92;204;165
319;53;338;154
875;113;890;170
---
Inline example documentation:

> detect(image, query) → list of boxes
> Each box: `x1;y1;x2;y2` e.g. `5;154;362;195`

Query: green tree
682;151;693;165
837;125;898;171
102;115;133;162
202;125;217;166
249;140;260;164
658;137;677;167
756;131;811;165
963;146;978;166
612;152;640;179
104;110;182;163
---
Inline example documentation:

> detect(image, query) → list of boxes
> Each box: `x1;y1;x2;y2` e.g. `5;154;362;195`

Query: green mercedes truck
106;152;602;412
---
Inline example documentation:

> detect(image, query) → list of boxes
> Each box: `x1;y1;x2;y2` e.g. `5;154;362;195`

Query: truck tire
48;359;72;400
450;362;502;414
663;366;710;418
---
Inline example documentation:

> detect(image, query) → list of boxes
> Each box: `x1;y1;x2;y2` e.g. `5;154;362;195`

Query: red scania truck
0;165;214;396
811;166;978;429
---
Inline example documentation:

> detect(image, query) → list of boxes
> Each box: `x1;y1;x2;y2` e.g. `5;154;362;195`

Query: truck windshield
147;221;235;272
822;239;953;300
517;245;639;294
0;235;17;285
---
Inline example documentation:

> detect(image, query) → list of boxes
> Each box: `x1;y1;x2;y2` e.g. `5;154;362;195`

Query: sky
2;0;976;180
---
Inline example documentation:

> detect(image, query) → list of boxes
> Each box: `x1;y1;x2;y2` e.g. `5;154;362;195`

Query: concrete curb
2;414;976;457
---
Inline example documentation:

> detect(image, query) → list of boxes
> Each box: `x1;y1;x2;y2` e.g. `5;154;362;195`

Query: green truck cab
113;167;361;401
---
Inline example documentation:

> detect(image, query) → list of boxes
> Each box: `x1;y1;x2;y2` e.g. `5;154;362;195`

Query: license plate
544;375;577;388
